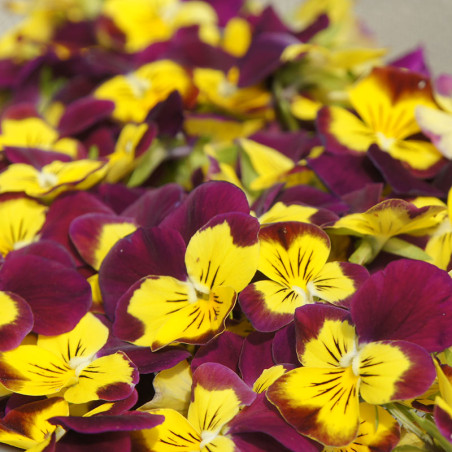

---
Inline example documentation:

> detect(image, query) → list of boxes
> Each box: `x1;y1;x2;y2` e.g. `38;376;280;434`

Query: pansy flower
239;221;367;332
94;60;195;122
317;66;444;175
0;313;138;404
114;212;260;350
0;157;108;201
133;362;256;451
328;198;444;264
267;259;452;446
0;397;68;450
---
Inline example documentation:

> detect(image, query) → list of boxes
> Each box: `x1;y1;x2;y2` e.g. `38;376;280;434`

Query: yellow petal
267;366;360;446
132;408;201;452
258;202;319;225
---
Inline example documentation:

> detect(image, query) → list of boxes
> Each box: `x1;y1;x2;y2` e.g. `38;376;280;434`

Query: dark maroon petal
435;403;452;443
97;184;144;215
192;363;256;406
308;152;382;196
272;323;298;366
121;183;185;228
252;6;291;34
368;145;444;197
98;227;187;320
341;183;383;213
296;13;329;43
10;241;76;268
352;260;452;352
166;26;236;72
239;332;275;387
372;340;436;401
389;46;430;77
276;185;349;215
294;304;351;359
249;130;314;161
55;431;131;452
4;147;72;167
238;32;299;87
239;283;294;333
102;339;190;374
0;291;33;351
50;411;163;434
0;253;91;335
191;331;244;373
146;91;184;137
207;0;243;26
58;97;115;137
228;393;321;452
69;213;136;269
231;432;294;452
41;192;113;265
160;181;250;244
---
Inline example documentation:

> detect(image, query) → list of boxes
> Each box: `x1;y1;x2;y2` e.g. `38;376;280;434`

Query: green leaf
88;145;99;160
127;141;166;187
443;348;452;367
383;237;432;261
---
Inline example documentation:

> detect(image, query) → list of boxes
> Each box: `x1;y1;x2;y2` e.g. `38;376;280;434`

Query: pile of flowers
0;0;451;450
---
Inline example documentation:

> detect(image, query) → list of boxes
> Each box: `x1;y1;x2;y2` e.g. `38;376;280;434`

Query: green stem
272;79;299;131
386;403;452;452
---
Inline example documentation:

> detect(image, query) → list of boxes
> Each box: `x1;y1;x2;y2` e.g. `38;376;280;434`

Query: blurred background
0;0;450;74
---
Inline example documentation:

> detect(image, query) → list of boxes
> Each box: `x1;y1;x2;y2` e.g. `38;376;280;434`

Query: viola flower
104;122;156;183
101;0;218;52
328;198;444;264
267;303;435;447
133;362;256;451
193;67;273;119
114;212;260;350
0;313;138;404
94;60;194;123
0;195;47;257
0;397;68;450
0;158;108;200
0;115;81;158
239;221;367;332
317;66;444;175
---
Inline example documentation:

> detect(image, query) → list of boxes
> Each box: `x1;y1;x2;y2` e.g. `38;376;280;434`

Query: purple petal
0;291;33;351
4;147;72;167
10;241;76;268
228;393;321;452
231;432;295;452
238;32;300;87
436;74;452;97
50;411;163;434
351;260;452;352
239;332;275;387
308;152;382;196
0;253;91;335
160;181;250;244
341;183;383;213
192;362;256;405
389;46;430;77
146;91;185;137
207;0;243;26
98;227;187;319
96;184;144;215
296;13;329;42
58;97;114;137
272;323;299;366
435;403;452;443
41;192;113;265
368;145;444;197
192;331;244;373
55;431;131;452
121;183;185;228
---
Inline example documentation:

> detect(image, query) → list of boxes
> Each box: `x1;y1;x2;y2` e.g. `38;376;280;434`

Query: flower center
339;342;361;376
126;74;151;98
37;171;58;189
199;430;219;450
375;131;396;151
